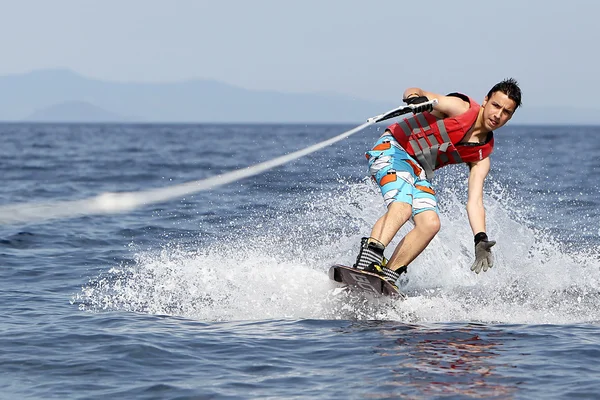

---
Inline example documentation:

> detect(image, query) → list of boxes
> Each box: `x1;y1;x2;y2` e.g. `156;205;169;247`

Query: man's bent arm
402;87;470;118
466;158;491;235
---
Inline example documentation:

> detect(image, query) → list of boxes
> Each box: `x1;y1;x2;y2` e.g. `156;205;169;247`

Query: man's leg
353;201;412;272
369;201;413;246
387;210;440;270
353;133;426;282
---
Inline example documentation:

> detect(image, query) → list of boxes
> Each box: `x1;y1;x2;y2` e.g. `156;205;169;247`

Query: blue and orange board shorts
366;133;438;216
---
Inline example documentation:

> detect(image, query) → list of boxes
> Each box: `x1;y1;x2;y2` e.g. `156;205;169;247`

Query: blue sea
1;122;599;399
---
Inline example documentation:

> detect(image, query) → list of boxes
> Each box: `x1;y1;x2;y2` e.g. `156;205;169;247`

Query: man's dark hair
487;78;522;109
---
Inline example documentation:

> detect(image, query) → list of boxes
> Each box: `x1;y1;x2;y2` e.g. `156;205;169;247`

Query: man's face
481;91;517;131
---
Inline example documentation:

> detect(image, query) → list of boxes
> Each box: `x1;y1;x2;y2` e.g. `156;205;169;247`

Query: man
353;78;522;289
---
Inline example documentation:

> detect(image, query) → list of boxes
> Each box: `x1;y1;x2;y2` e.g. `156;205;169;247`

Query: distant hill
0;69;395;123
0;68;598;124
25;100;127;122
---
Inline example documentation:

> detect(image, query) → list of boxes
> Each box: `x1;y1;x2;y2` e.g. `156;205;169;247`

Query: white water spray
74;177;600;325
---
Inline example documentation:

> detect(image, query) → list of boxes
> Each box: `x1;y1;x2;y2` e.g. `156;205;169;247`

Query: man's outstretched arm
467;158;496;273
467;158;490;234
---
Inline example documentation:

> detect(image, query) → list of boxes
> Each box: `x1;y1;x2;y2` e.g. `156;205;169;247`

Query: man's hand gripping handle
367;99;438;124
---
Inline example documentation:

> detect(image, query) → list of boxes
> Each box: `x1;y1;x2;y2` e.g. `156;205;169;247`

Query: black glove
470;232;496;274
403;95;432;113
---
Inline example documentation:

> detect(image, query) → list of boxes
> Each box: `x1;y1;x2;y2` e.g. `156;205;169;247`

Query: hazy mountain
0;68;598;124
25;100;127;122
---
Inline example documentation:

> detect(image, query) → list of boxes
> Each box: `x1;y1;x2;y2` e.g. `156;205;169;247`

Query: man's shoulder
447;92;482;109
436;93;475;118
446;92;472;103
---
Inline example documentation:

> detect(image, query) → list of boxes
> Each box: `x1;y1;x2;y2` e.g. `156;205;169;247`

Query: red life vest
387;93;494;180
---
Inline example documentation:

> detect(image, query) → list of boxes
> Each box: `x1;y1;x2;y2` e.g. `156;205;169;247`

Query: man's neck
471;107;491;137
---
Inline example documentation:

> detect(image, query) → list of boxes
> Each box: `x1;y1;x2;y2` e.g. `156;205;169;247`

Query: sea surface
1;122;599;399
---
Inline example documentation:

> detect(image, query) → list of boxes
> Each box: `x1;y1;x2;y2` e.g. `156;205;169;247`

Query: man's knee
416;211;441;237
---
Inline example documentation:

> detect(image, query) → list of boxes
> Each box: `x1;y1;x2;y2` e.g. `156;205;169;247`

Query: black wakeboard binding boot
353;237;408;289
353;237;387;271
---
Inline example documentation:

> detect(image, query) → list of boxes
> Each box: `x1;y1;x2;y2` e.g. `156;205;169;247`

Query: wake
0;122;373;225
0;101;438;226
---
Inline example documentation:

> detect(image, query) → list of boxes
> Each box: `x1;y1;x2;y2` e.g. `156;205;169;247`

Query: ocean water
1;122;599;399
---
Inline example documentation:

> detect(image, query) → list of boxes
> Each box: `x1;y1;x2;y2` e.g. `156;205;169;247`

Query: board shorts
366;133;438;216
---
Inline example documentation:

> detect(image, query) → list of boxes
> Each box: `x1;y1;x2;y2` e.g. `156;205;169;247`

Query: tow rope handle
367;99;439;124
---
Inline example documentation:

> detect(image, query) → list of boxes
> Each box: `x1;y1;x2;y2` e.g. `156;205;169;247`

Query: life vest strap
409;118;464;180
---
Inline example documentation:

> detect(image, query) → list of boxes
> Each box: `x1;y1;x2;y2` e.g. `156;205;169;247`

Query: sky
0;0;598;108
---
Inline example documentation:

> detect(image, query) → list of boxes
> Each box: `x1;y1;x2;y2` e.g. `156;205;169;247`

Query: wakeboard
328;264;406;300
